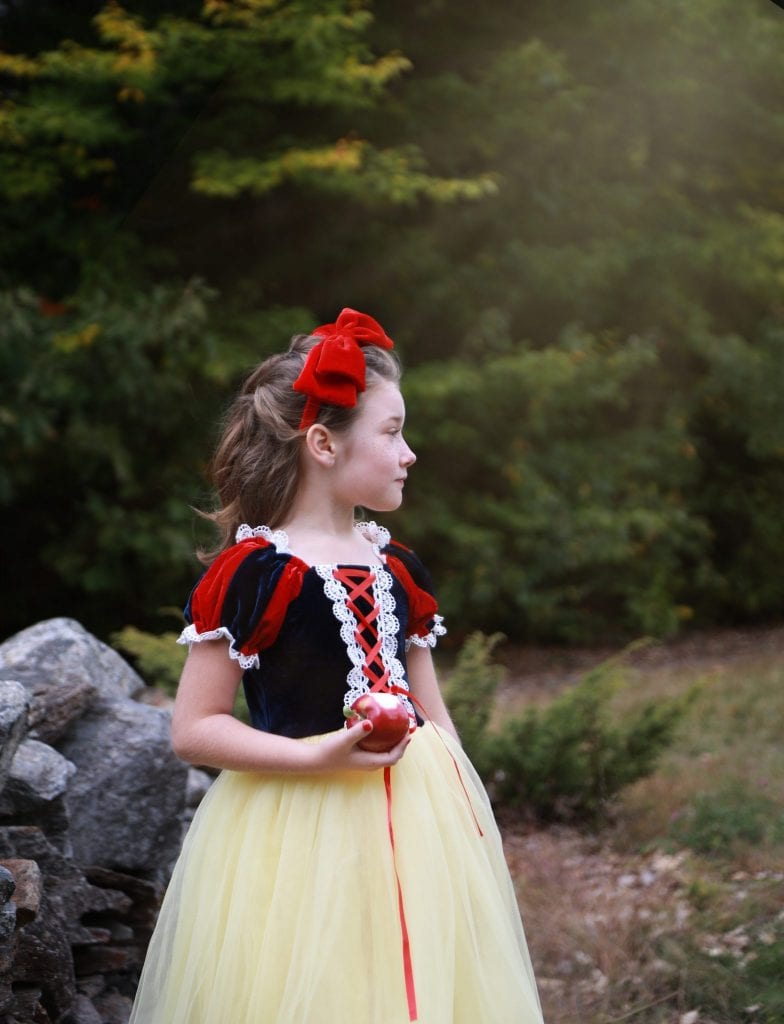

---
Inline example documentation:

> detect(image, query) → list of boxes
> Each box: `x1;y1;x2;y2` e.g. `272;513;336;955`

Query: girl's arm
406;644;460;743
171;639;410;774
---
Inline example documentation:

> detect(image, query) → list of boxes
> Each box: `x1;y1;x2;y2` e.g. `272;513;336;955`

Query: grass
501;634;784;1024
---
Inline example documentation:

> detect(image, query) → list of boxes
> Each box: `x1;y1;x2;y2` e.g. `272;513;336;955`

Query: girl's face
333;379;416;512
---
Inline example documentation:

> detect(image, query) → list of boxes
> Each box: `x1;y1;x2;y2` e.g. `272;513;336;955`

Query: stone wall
0;619;192;1024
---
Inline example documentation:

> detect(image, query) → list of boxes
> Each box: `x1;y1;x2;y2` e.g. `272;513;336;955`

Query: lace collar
234;520;391;566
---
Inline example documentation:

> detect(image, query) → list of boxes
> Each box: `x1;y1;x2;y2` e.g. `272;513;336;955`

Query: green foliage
669;782;784;857
444;634;689;822
0;0;486;295
0;282;227;635
112;624;186;695
372;0;784;639
2;0;784;644
666;926;784;1024
111;623;252;723
442;631;504;774
402;330;711;641
486;654;691;821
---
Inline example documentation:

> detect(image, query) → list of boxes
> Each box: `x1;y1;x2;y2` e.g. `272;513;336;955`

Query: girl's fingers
325;721;412;770
343;720;374;748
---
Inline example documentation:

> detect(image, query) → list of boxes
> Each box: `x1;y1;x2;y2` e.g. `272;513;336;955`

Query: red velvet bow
293;308;394;430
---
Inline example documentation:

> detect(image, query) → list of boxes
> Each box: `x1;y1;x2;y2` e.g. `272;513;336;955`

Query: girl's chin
356;495;403;513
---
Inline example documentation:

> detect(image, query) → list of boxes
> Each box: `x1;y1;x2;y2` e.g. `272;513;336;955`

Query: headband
292;307;395;431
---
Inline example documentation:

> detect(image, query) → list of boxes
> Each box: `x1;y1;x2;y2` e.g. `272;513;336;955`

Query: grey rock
0;843;78;1019
11;901;75;1016
92;989;133;1024
64;993;104;1024
0;740;76;846
0;902;15;944
0;859;42;927
0;864;14;903
7;984;46;1022
0;828;129;948
5;741;76;804
0;681;30;792
58;702;186;878
0;865;15;1014
0;619;146;744
0;864;17;943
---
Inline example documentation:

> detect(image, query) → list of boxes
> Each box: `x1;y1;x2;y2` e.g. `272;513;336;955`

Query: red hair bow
293;308;395;430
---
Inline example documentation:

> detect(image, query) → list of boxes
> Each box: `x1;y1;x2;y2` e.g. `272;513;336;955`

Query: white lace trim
235;521;389;564
406;613;447;651
235;523;292;554
353;520;391;562
314;564;415;724
177;623;259;670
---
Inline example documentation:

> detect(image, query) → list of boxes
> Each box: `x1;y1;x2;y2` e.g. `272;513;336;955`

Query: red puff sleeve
384;541;447;649
178;537;307;668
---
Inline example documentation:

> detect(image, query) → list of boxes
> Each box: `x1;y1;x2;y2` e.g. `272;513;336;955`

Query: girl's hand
310;721;412;773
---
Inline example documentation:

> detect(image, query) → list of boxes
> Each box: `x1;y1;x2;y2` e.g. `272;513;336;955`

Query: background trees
2;0;783;642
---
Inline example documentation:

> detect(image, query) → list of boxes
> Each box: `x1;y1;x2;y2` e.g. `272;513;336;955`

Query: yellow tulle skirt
129;724;543;1024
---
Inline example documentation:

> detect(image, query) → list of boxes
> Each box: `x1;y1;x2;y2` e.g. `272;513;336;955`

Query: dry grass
500;625;784;1024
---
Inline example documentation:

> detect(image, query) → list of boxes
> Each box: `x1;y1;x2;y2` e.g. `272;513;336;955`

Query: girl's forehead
359;380;405;419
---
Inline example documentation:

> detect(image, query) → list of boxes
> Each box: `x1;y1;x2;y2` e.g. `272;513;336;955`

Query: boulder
0;616;191;1022
0;828;131;949
58;702;187;878
0;740;76;844
0;681;30;792
0;619;146;744
64;993;104;1024
0;865;16;945
0;859;42;927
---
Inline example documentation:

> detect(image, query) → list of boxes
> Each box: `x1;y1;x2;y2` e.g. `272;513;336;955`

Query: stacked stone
0;620;189;1024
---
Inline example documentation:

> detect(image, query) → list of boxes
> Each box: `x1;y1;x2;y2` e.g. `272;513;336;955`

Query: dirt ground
496;622;784;706
497;622;784;1024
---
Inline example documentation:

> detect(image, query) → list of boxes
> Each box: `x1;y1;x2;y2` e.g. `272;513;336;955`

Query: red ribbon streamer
389;686;484;838
379;686;485;1023
384;765;418;1022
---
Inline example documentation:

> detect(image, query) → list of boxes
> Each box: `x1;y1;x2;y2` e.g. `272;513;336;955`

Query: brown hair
199;333;401;563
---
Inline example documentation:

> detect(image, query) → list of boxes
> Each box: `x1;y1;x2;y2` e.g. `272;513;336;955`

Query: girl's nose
402;441;416;466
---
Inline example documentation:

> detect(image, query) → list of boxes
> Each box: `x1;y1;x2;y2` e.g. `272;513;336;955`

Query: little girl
129;308;544;1024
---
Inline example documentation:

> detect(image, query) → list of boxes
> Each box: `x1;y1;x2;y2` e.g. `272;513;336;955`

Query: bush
112;625;186;696
666;925;784;1024
442;631;505;775
669;781;784;857
445;633;692;822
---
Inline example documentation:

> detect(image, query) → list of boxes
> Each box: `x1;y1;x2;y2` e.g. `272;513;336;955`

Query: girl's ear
304;423;336;467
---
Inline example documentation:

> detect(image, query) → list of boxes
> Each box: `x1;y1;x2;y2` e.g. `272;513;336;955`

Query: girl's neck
279;500;380;567
281;497;355;539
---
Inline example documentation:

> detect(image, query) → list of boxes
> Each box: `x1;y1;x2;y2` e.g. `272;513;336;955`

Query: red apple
344;692;411;752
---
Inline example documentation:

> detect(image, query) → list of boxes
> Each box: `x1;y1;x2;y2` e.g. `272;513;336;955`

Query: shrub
112;625;186;696
441;631;506;775
669;781;784;857
666;925;784;1024
446;633;692;822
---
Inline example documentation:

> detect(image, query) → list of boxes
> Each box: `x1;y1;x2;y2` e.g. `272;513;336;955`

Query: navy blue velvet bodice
179;524;444;739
